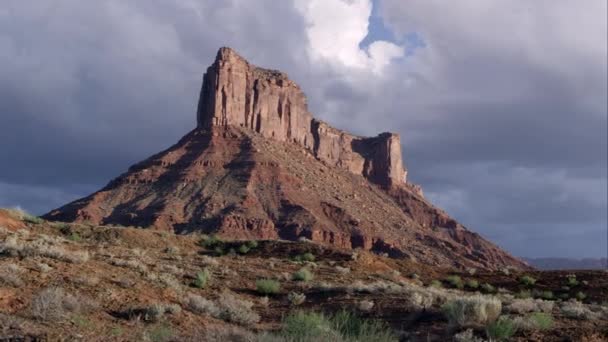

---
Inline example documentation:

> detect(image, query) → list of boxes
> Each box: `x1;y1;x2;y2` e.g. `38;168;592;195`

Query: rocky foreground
1;209;607;341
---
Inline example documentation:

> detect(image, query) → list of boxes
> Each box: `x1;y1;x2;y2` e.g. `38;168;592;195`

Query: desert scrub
256;279;280;295
192;269;210;289
528;312;553;330
441;295;502;327
7;208;43;224
185;292;260;326
0;264;24;287
559;300;601;320
294;252;315;262
575;291;586;301
519;275;536;286
292;267;313;282
480;283;496;294
237;244;250;254
279;310;396;342
466;279;479;289
245;240;258;248
429;280;443;288
566;274;579;287
30;287;95;321
0;236;89;263
486;316;517;341
515;290;532;299
445;275;464;289
146;324;173;342
505;298;554;314
199;235;223;249
287;292;306;306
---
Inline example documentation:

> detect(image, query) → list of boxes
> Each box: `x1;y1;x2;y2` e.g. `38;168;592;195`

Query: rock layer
44;47;528;270
197;47;405;187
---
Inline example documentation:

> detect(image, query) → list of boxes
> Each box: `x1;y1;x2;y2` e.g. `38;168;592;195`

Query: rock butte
44;47;528;270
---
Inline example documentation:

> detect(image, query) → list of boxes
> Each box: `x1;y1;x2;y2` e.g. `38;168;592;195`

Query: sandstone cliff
197;47;406;188
44;47;527;270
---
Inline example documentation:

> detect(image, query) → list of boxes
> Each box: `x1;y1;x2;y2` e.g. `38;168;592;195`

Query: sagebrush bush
256;279;280;295
445;275;464;289
481;283;496;294
193;269;210;289
30;287;80;321
292;268;313;282
0;237;89;263
287;292;306;306
486;316;517;341
519;275;536;286
442;295;502;327
185;292;260;326
466;280;479;289
280;310;396;342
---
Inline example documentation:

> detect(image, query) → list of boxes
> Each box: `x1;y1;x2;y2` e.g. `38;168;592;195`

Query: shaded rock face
44;47;528;270
197;47;405;187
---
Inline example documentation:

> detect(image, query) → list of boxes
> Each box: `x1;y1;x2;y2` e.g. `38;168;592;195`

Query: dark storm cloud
0;0;307;191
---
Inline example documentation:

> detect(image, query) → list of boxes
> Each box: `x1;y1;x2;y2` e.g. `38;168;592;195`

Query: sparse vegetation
292;267;313;282
256;279;281;295
245;240;258;249
575;291;587;301
529;312;554;330
279;310;396;342
566;274;579;287
30;287;82;321
445;275;464;289
481;283;496;294
486;316;517;341
238;244;250;254
185;292;260;326
294;252;315;262
429;280;443;288
442;295;502;327
193;269;210;289
287;292;306;306
519;275;537;286
0;236;89;263
466;279;479;289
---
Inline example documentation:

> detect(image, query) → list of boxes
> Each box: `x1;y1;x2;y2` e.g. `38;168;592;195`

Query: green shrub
256;279;280;295
515;290;532;299
486;316;517;341
193;269;210;289
200;235;223;249
147;324;173;342
519;275;536;286
68;232;82;242
295;252;315;262
23;215;44;225
539;291;554;300
481;283;496;294
575;291;586;301
442;295;502;327
213;246;224;256
529;312;553;330
429;280;443;288
566;274;579;287
280;310;396;342
466;280;479;289
445;275;464;289
237;244;250;254
292;268;313;282
246;240;258;249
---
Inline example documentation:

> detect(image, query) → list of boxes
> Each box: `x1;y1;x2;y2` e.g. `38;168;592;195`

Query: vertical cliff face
43;47;529;270
197;47;406;187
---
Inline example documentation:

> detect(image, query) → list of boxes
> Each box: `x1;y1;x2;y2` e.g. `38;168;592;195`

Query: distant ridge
525;257;607;270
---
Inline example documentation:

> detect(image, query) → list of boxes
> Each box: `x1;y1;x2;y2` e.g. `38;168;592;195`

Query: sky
0;0;606;259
